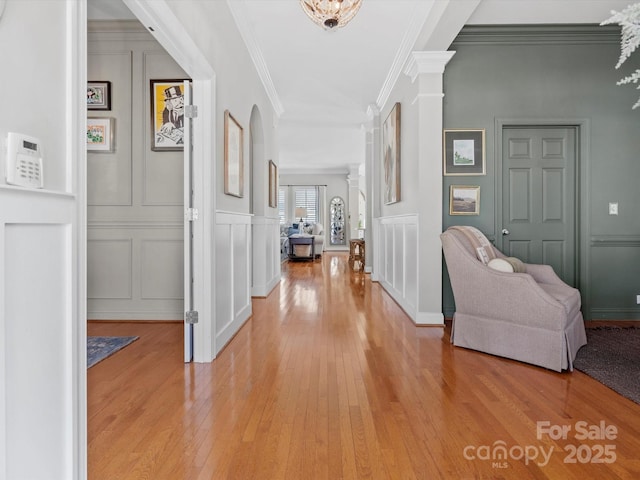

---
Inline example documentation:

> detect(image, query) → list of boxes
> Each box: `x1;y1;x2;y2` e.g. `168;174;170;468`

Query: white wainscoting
0;187;77;479
215;211;253;355
87;222;184;320
251;215;281;297
375;214;420;323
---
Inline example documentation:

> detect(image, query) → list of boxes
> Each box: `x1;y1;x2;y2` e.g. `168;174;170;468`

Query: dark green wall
442;25;640;321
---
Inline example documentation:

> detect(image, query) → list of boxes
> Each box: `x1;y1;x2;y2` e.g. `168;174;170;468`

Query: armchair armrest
524;263;566;286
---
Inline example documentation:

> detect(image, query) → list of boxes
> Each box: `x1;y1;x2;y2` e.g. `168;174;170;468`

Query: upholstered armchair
440;226;587;372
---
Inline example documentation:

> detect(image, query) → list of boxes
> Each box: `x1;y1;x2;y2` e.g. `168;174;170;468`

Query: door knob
502;229;510;236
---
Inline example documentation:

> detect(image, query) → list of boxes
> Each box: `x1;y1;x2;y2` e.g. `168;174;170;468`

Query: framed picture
268;160;278;207
224;110;244;197
450;185;480;215
150;79;188;151
87;81;111;110
382;102;401;204
443;129;486;176
86;117;115;153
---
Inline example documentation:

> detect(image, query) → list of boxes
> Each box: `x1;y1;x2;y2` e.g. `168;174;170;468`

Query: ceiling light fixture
300;0;363;30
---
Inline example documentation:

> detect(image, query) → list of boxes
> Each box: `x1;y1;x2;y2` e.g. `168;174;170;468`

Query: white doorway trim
123;0;217;362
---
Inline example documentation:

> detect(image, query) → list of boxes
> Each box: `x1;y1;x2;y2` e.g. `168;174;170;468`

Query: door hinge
184;105;198;118
185;310;199;324
185;208;199;221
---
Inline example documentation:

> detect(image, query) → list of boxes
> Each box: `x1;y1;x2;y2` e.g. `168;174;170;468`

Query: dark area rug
87;336;139;368
574;327;640;405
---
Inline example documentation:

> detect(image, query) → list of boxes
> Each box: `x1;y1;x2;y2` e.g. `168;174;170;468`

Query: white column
347;164;360;242
404;51;455;325
366;104;380;278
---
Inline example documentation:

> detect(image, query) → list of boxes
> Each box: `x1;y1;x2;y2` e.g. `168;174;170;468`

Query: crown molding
403;51;456;83
375;1;435;111
88;19;153;41
226;0;285;118
452;24;621;46
366;104;380;118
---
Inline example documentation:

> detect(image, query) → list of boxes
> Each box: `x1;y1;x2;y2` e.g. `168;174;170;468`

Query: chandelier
300;0;363;30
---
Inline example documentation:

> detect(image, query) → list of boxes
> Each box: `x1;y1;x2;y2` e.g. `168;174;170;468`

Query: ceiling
88;0;629;173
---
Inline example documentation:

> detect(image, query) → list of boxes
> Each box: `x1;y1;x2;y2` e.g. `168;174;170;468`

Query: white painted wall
0;1;86;478
250;105;281;298
163;1;276;213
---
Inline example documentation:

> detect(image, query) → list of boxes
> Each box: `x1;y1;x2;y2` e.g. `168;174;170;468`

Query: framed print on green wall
443;129;485;176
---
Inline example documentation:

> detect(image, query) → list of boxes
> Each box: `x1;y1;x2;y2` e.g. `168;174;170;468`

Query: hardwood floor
88;253;640;479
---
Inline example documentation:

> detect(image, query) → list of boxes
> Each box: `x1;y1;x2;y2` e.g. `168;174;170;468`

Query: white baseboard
87;312;182;321
252;274;280;297
414;311;444;326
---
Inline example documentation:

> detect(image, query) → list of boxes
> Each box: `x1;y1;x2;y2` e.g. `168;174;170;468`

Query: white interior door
183;80;194;362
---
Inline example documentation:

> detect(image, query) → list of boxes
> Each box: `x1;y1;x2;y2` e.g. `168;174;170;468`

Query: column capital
347;164;361;185
404;51;456;83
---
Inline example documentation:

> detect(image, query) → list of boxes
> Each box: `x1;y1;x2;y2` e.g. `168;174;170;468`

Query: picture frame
224;110;244;198
443;129;486;176
382;102;401;204
87;81;111;110
86;117;115;153
268;160;278;207
150;79;189;151
450;185;480;215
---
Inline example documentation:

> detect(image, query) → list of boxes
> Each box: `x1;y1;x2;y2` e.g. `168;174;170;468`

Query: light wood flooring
88;252;640;479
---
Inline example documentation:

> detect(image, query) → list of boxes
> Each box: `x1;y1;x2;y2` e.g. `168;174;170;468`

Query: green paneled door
501;127;577;286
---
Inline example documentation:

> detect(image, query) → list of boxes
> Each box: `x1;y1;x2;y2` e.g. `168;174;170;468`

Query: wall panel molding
376;214;419;323
590;235;640;247
215;211;252;355
251;215;281;297
140;239;183;299
88;24;187;321
87;225;183;320
87;239;133;299
89;221;182;229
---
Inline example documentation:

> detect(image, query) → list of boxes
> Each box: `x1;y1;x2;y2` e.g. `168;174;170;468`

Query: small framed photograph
268;160;278;207
224;110;244;197
87;117;115;153
87;81;111;110
450;185;480;215
443;129;485;176
150;79;189;151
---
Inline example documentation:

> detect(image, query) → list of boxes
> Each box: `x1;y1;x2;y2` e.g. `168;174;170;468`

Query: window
278;187;286;224
294;186;318;224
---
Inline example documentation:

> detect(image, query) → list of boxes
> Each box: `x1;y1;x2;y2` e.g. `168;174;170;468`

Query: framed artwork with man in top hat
150;79;189;151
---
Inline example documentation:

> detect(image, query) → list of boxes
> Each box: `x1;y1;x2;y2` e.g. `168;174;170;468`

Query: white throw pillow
312;223;324;235
487;257;526;273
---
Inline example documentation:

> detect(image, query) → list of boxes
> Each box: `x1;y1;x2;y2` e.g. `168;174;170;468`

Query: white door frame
123;0;216;361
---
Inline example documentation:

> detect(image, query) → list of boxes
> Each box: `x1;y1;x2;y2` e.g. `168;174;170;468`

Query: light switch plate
608;202;618;215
